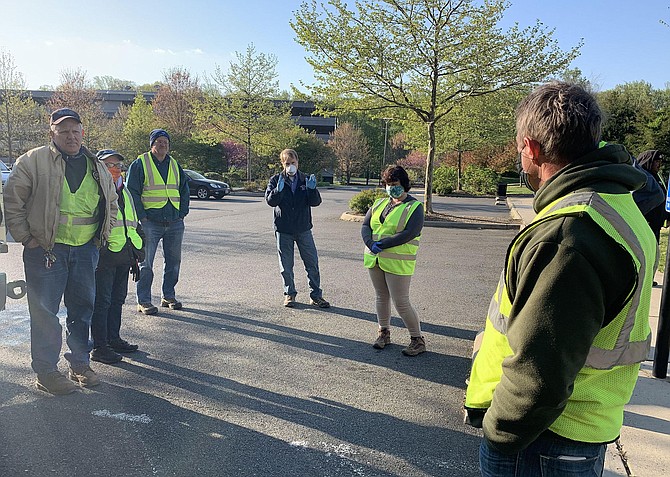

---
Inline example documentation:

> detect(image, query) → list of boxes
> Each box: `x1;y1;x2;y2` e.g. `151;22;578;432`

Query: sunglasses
105;162;126;170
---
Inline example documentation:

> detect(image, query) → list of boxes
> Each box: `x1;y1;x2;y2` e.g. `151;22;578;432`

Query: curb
339;212;522;230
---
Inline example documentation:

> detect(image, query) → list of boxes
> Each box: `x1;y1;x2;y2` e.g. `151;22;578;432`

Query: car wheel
196;187;209;199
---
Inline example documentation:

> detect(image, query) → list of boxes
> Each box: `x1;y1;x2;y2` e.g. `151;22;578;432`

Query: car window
0;162;9;172
185;170;206;180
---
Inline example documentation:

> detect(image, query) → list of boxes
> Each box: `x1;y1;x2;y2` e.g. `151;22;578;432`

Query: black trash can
495;183;507;205
496;183;508;197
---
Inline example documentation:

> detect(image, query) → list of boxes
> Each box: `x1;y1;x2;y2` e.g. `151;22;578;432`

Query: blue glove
277;174;285;192
306;174;317;190
370;242;383;254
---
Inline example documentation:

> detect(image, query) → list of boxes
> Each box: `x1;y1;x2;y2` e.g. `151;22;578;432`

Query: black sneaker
161;297;182;310
309;296;330;308
109;339;139;353
137;303;158;315
91;346;123;364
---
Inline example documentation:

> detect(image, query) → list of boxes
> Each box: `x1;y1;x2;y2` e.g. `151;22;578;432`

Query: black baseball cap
50;108;82;125
96;149;126;162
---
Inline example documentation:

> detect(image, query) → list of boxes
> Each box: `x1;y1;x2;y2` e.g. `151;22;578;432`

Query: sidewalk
508;197;670;477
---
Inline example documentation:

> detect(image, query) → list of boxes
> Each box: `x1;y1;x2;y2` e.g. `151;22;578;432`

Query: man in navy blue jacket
265;149;329;308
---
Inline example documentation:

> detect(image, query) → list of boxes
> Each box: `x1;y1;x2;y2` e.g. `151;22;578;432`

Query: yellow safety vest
107;187;143;253
139;152;180;210
465;191;657;443
55;160;100;246
364;197;421;276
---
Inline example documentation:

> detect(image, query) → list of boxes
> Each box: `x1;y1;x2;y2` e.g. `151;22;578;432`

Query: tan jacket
3;143;118;250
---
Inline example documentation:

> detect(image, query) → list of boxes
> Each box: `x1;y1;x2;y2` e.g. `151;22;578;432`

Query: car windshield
186;170;206;180
0;162;9;171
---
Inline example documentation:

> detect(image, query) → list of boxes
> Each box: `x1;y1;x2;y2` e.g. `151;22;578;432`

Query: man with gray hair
464;82;657;476
4;108;117;395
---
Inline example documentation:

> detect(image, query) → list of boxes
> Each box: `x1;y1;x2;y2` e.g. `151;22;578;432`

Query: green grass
660;228;668;273
505;183;533;195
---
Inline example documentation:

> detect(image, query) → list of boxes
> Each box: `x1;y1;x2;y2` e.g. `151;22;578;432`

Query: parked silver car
0;161;10;187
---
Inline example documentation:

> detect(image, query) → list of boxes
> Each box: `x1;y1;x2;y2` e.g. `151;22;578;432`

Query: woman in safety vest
361;165;426;356
90;150;145;364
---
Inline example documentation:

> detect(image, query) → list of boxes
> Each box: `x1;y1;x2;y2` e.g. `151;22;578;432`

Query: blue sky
0;0;667;93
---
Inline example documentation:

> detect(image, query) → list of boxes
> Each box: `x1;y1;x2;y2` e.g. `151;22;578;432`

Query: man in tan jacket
4;108;117;395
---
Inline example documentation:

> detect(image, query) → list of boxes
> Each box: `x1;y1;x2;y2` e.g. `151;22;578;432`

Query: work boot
137;303;158;315
402;336;426;356
372;328;391;349
36;371;77;395
109;338;139;353
283;295;296;308
309;296;330;308
161;297;182;310
69;366;101;387
90;346;123;364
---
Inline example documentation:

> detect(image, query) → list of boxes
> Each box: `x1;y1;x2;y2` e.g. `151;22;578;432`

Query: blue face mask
386;184;405;199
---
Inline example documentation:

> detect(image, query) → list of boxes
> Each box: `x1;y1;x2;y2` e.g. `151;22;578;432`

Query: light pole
380;118;391;184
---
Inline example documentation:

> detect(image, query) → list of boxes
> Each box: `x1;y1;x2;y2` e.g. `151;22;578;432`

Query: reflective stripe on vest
140;153;180;210
108;187;144;253
55;159;100;246
465;191;657;442
364;197;422;275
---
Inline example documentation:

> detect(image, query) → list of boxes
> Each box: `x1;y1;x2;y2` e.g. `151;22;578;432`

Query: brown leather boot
372;328;391;349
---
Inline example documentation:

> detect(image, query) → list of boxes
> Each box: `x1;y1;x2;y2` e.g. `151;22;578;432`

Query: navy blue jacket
265;171;321;234
126;152;190;223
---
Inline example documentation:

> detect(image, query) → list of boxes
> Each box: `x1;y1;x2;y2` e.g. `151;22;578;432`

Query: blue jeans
480;433;606;477
23;241;99;374
276;230;322;299
137;218;184;304
91;263;130;348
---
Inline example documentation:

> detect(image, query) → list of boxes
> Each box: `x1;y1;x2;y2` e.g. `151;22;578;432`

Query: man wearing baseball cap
126;129;189;315
3;108;118;394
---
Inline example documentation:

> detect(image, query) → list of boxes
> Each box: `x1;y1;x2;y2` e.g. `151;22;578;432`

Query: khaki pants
368;264;421;337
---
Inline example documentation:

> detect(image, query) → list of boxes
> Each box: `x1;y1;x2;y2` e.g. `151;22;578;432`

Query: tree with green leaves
0;49;45;162
292;0;580;212
329;122;370;184
202;44;293;180
121;93;158;159
598;81;666;154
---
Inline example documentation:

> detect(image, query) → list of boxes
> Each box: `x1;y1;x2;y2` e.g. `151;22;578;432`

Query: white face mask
285;164;297;176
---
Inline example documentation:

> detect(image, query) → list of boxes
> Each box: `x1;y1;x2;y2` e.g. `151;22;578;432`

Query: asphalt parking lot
0;188;516;476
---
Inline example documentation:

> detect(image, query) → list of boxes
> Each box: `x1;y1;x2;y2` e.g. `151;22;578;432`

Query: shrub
433;165;457;195
243;180;263;192
462;165;500;194
349;188;387;214
204;172;224;181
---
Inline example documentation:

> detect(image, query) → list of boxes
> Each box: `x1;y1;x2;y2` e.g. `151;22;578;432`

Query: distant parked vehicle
0;161;10;187
184;169;231;200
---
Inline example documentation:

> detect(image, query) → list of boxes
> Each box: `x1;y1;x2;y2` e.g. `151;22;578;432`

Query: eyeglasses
106;162;126;170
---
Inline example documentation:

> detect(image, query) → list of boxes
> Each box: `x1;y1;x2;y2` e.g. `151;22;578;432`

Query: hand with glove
370;242;383;254
306;174;317;190
277;174;285;192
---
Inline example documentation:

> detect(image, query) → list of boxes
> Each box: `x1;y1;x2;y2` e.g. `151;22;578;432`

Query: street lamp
380;118;392;183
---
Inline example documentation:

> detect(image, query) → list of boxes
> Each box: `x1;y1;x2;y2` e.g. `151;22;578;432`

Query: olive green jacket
482;144;650;453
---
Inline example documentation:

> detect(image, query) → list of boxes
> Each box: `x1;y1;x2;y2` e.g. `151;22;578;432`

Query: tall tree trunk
423;121;436;214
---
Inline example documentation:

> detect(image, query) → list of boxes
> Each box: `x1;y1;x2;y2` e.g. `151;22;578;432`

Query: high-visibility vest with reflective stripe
107;186;143;253
364;197;422;275
139;153;180;210
465;191;657;443
55;160;100;246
